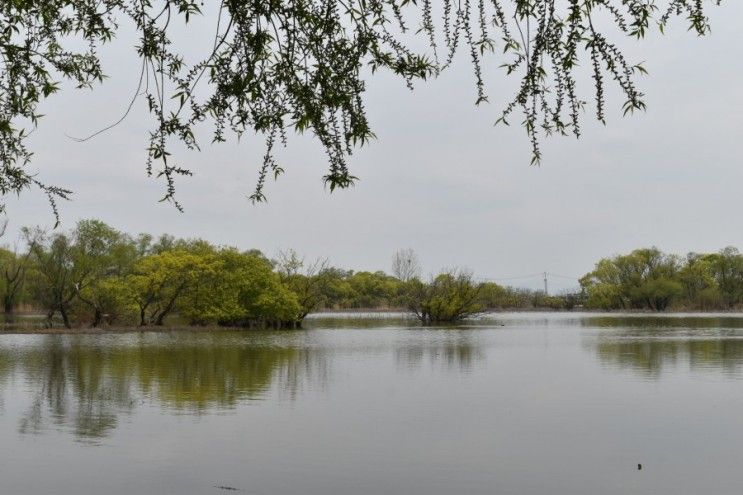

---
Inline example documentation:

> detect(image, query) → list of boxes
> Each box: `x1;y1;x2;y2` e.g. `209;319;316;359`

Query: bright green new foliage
179;248;302;327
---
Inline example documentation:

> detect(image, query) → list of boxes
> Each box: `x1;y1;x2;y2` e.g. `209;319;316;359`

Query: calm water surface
2;312;743;495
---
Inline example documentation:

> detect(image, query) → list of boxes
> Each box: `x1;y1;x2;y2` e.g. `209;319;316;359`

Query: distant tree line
0;220;579;328
11;223;737;327
580;247;743;311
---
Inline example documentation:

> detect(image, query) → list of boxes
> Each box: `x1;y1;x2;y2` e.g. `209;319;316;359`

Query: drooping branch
0;0;723;217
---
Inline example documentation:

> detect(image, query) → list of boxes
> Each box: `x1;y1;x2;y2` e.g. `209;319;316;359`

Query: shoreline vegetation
3;220;743;331
8;309;743;335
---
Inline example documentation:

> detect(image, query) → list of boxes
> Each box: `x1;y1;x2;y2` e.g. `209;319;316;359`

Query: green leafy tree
127;249;219;326
179;248;302;327
26;230;78;328
345;271;401;308
69;220;138;326
582;247;685;311
679;253;721;310
580;258;626;309
75;277;135;326
707;247;743;309
405;269;482;324
25;220;134;327
315;267;356;309
0;237;37;316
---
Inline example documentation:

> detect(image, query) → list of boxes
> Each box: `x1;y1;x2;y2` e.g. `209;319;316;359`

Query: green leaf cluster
10;219;305;328
580;246;743;311
0;0;722;216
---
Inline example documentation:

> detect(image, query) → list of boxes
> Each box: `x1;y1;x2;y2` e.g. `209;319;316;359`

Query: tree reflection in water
584;316;743;378
394;331;485;373
0;328;486;441
0;332;329;440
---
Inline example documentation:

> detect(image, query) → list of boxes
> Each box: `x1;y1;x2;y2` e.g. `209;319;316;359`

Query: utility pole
543;272;548;295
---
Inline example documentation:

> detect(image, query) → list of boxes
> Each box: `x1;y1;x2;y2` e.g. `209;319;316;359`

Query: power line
475;271;582;294
476;272;580;282
475;273;544;282
547;272;580;280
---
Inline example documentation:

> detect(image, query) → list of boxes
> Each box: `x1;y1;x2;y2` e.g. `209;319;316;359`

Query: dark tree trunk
91;308;103;328
3;297;13;316
154;291;182;326
3;297;14;323
44;309;55;328
154;312;167;326
60;306;72;329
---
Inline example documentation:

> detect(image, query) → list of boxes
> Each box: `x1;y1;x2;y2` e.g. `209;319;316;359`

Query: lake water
2;312;743;495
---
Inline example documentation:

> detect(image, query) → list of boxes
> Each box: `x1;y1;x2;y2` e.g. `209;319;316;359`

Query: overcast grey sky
2;3;742;292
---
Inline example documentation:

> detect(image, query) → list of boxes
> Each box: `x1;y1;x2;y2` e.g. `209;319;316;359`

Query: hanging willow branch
0;0;722;217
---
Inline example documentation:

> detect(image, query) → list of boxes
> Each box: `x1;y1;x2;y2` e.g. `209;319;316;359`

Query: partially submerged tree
0;1;723;217
8;218;322;328
127;249;218;326
179;247;302;328
405;269;483;324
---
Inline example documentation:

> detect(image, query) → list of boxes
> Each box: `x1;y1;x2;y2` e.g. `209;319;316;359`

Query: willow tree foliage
405;269;483;323
0;0;722;217
578;246;743;311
